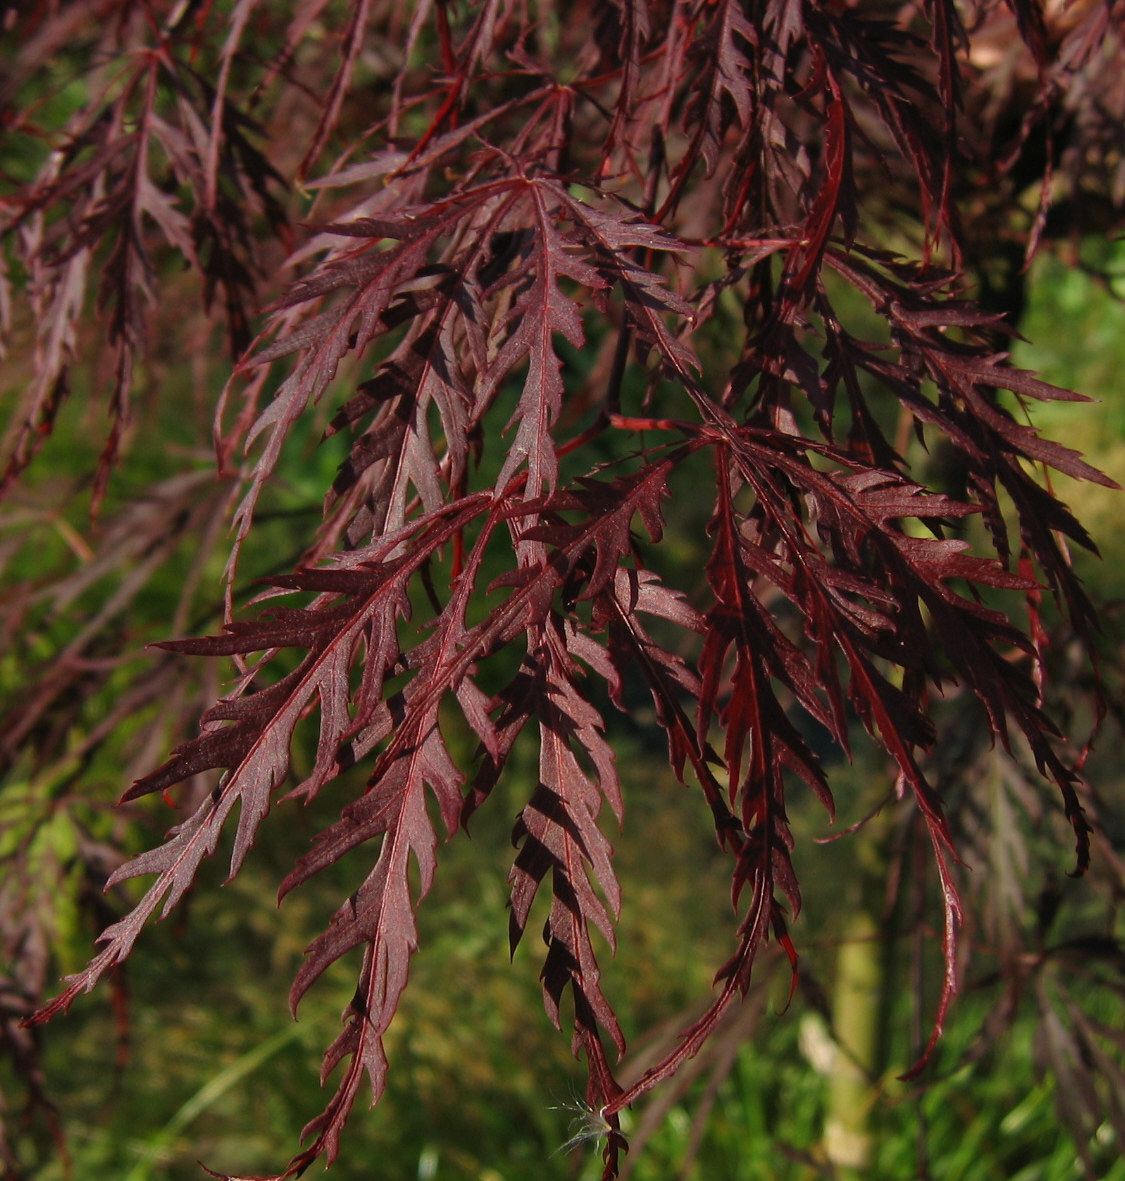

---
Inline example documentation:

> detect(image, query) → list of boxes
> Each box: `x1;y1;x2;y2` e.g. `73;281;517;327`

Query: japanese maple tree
2;1;1124;1178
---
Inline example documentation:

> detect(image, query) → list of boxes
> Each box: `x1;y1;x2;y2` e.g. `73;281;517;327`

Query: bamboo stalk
824;911;881;1176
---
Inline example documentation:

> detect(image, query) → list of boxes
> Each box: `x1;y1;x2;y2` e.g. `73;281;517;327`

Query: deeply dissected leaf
5;2;1124;1179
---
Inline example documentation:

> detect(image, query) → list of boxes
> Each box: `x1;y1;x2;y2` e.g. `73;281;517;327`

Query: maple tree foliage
2;0;1124;1177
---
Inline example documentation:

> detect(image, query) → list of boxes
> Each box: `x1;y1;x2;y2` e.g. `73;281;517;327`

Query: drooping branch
6;2;1123;1178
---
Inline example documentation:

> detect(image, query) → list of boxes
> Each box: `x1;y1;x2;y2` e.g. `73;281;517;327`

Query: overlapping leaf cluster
3;1;1123;1178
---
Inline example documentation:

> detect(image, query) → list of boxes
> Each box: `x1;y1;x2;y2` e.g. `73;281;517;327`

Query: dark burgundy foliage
2;1;1124;1178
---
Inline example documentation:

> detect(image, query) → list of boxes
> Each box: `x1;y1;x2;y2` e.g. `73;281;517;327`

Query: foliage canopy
2;1;1124;1178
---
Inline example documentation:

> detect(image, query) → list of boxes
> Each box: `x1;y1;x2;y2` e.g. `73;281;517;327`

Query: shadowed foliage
2;2;1124;1178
